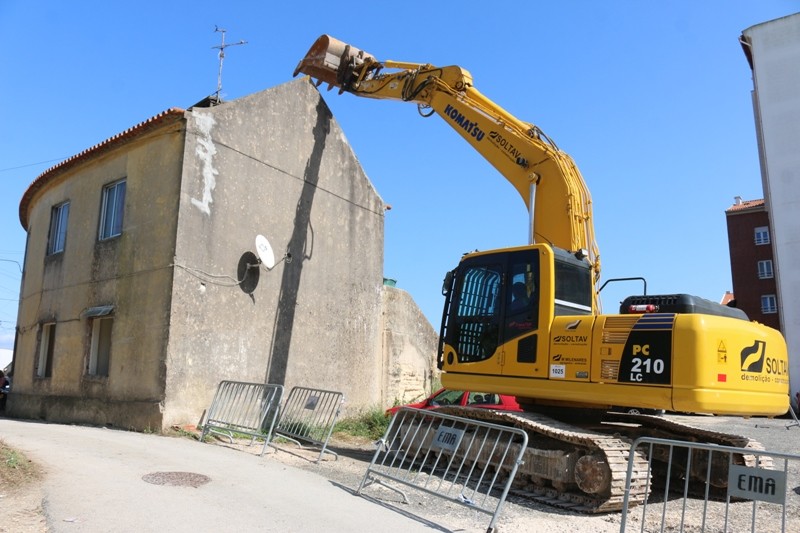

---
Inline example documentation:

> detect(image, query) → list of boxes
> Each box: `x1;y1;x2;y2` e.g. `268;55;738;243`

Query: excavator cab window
447;262;503;362
504;254;539;341
442;249;540;364
553;250;593;316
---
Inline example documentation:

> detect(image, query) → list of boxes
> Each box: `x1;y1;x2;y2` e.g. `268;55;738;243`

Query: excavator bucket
293;34;377;91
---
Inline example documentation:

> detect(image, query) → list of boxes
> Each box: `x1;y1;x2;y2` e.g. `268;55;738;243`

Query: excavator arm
295;35;600;291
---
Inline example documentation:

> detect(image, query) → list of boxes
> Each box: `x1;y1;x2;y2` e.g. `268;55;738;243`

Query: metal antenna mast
212;26;247;102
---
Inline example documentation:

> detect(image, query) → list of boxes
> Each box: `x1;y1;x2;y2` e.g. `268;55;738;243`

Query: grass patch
333;406;390;441
0;439;41;491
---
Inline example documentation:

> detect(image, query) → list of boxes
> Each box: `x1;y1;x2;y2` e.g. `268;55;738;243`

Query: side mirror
442;270;454;296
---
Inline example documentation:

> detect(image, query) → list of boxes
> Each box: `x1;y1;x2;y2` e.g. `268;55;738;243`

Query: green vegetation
333;406;391;440
0;439;40;489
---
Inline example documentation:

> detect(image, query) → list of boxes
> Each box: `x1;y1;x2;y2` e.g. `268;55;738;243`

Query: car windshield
431;390;464;406
467;392;500;405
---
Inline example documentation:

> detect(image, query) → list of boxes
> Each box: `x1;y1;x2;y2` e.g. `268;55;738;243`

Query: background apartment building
725;197;780;331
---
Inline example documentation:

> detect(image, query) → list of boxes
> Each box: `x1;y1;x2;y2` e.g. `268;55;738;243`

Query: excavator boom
296;35;601;297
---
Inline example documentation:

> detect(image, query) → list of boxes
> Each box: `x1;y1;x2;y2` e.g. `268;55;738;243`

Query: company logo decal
740;340;766;372
739;339;788;384
443;104;485;141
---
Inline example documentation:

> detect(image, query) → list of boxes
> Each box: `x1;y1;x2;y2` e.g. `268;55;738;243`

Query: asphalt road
2;413;798;533
0;418;442;533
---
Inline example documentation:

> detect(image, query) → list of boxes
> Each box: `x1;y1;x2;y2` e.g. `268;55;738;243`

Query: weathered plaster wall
10;123;185;428
164;79;387;424
380;286;438;407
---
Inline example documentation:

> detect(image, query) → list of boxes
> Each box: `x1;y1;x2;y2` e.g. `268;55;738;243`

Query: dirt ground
263;415;800;532
2;414;799;533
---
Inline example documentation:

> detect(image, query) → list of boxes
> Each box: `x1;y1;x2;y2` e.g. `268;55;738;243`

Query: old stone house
10;78;436;430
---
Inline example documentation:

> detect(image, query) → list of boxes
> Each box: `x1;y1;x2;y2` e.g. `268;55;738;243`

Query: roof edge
19;108;186;230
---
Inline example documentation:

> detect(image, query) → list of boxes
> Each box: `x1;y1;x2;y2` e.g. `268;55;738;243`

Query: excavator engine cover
620;293;749;321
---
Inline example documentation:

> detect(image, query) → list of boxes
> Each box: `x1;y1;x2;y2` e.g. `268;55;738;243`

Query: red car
386;388;522;416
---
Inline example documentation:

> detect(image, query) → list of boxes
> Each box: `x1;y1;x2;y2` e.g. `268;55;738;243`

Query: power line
0;157;70;173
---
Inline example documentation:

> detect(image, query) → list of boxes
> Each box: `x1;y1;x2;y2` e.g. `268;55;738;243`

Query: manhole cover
794;486;800;496
142;471;210;488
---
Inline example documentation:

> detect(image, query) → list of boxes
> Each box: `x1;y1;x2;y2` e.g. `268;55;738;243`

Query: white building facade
741;12;800;409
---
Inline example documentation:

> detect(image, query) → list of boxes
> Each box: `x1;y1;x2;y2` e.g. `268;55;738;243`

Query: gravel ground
283;413;800;533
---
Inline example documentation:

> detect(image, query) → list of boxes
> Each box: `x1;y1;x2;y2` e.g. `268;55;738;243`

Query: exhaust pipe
293;34;378;92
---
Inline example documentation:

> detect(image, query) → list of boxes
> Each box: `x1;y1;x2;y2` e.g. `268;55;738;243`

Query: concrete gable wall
165;79;387;424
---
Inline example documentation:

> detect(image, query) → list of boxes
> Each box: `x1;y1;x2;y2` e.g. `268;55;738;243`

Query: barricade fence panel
358;407;528;533
200;381;283;456
620;436;800;533
269;386;344;463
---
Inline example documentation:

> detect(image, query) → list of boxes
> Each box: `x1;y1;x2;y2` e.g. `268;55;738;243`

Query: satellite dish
255;234;276;269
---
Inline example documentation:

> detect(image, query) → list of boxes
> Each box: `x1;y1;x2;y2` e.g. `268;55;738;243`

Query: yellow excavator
295;35;790;512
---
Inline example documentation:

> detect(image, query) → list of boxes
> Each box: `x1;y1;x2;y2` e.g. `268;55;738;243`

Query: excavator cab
439;244;592;375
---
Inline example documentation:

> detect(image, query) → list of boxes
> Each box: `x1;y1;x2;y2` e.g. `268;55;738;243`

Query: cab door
497;249;548;378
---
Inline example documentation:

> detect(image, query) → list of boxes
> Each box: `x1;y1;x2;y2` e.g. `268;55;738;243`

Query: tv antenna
212;26;247;102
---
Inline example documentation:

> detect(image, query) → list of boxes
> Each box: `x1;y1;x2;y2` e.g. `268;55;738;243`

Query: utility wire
0;157;71;173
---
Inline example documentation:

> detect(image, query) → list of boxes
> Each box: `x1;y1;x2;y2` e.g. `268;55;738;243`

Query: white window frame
99;179;126;241
37;322;56;378
757;259;774;279
754;226;770;245
47;201;70;255
88;317;113;377
761;294;777;314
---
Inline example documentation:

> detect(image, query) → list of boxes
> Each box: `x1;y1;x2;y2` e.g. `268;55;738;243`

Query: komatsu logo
443;104;485;141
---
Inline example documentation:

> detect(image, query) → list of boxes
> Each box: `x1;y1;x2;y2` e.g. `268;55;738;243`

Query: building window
757;260;774;279
47;202;70;255
761;294;777;314
99;179;126;240
37;323;56;378
88;317;113;377
754;226;770;245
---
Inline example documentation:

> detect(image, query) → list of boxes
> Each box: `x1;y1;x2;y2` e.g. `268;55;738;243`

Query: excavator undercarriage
432;407;769;513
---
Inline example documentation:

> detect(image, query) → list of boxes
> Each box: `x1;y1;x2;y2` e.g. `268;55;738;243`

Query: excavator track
601;413;772;499
432;408;773;513
436;406;651;513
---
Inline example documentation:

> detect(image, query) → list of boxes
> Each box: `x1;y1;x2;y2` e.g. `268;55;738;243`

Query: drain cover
142;471;211;488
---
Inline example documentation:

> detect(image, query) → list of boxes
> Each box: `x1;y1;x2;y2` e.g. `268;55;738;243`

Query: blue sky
1;1;797;350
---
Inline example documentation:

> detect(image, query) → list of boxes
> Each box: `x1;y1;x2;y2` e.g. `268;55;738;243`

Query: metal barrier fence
357;407;528;533
269;386;344;463
200;381;283;456
787;406;800;430
620;437;800;533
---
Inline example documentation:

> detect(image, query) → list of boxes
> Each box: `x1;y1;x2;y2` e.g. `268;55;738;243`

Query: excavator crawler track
437;407;651;513
601;413;772;499
433;408;772;513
